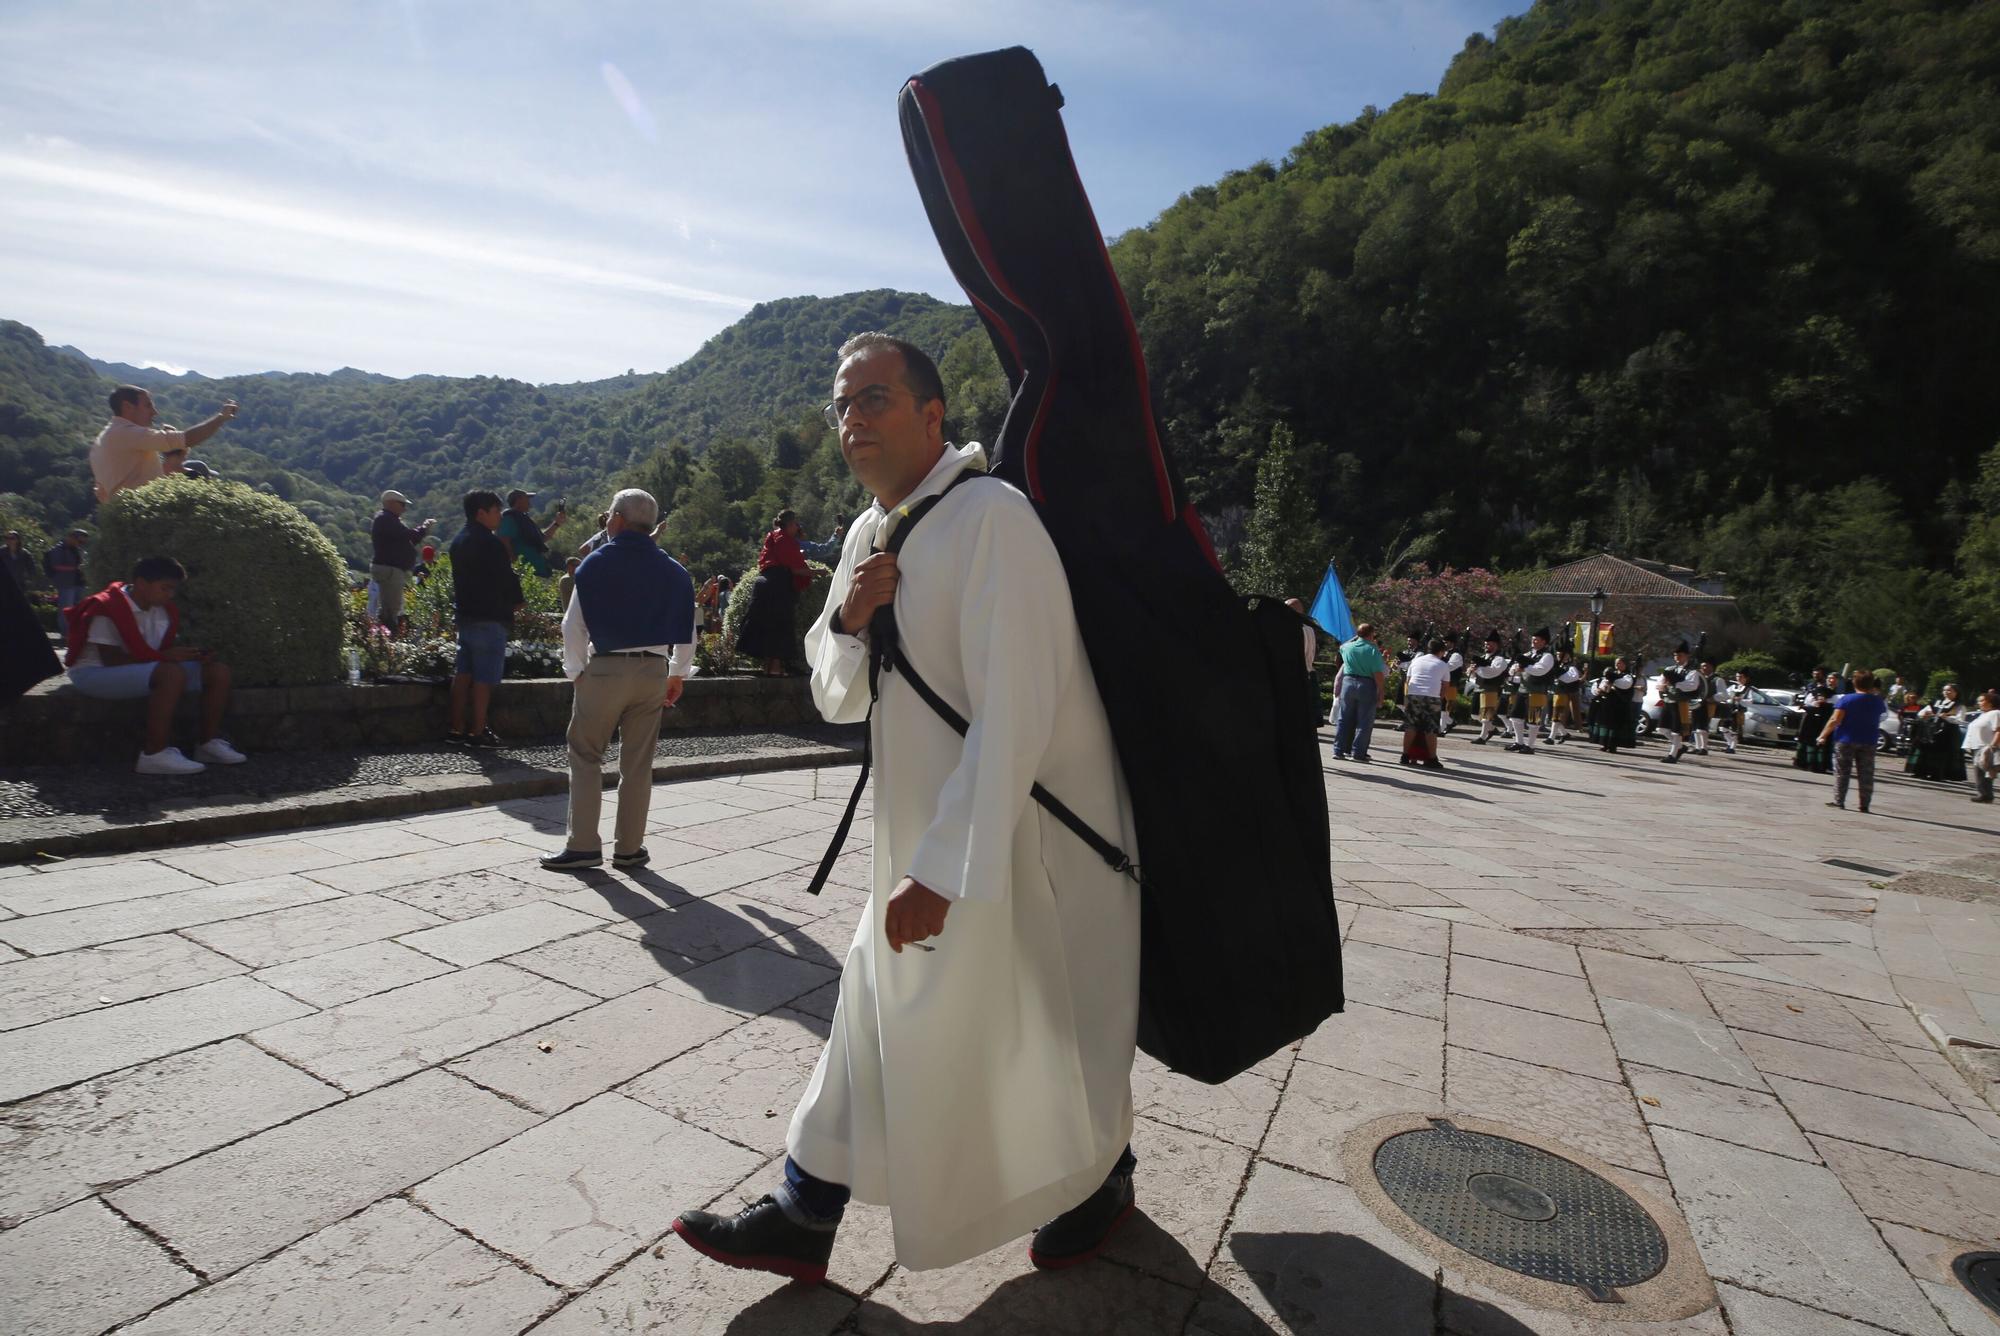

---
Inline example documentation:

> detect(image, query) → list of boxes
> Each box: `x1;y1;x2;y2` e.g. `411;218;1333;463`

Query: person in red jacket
736;510;815;677
64;555;243;775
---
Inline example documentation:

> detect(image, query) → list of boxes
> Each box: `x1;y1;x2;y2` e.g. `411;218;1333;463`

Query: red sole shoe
668;1217;828;1285
1027;1200;1137;1271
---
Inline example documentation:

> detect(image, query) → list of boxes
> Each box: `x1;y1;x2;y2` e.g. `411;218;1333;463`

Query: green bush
1922;667;1961;702
1715;650;1788;684
722;559;834;665
397;552;562;646
87;477;346;687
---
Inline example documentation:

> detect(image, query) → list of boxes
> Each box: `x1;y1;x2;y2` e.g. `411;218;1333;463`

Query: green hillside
0;290;981;566
1110;0;2000;677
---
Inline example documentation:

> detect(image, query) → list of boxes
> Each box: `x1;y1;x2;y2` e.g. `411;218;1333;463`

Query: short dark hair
775;508;798;530
109;385;147;415
1426;637;1446;655
463;489;502;520
1852;669;1876;690
130;555;186;583
836;332;946;409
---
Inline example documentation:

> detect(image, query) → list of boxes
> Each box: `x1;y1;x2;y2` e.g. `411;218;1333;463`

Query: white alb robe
790;442;1141;1271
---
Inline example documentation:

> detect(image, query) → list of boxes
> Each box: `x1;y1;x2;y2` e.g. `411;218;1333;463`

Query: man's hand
884;877;950;953
663;675;686;708
218;400;238;419
839;552;898;633
421;518;436;531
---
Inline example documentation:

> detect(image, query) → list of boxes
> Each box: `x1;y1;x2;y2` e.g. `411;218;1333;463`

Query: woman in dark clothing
1906;686;1969;782
1589;658;1639;753
736;510;814;676
1794;686;1835;773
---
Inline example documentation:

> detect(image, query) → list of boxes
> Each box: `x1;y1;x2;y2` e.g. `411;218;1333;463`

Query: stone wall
0;674;821;766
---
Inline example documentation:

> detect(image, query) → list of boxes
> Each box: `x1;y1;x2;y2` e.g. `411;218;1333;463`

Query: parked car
1738;686;1798;744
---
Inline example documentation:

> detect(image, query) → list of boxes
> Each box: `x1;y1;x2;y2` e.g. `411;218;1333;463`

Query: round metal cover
1953;1252;2000;1315
1372;1124;1667;1290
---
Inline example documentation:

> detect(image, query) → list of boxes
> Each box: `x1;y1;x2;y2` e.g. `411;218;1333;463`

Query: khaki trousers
566;653;670;855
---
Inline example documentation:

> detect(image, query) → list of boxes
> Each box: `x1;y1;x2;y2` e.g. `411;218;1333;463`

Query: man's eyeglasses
823;385;926;431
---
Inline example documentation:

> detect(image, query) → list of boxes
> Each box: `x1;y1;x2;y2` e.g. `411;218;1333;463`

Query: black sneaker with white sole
612;847;650;869
540;848;603;871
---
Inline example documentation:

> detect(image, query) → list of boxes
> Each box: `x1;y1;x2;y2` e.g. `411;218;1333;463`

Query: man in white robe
672;332;1142;1280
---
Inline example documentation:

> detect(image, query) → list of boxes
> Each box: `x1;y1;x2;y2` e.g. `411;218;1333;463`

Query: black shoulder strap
802;468;1139;897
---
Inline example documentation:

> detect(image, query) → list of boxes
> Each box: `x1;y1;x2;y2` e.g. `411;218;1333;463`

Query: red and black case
899;47;1343;1083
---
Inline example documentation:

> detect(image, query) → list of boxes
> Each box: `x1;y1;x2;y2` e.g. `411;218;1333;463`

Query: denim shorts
69;661;203;699
455;621;508;685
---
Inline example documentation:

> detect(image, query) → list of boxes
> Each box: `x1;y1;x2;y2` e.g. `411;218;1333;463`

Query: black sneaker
1422;760;1445;771
540;848;603;871
1029;1172;1136;1270
445;730;468;745
612;847;650;869
466;728;504;748
670;1194;834;1285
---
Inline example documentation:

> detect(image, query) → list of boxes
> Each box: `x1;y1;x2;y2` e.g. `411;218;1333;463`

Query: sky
0;0;1522;384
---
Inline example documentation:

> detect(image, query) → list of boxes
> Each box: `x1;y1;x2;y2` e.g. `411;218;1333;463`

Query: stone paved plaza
1;730;1997;1334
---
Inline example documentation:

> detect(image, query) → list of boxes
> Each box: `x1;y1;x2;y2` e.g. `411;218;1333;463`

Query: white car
1736;687;1797;744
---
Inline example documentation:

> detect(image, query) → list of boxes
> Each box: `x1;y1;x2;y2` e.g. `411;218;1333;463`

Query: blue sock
777;1155;850;1227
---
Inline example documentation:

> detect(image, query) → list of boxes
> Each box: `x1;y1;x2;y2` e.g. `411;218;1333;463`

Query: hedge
87;477;347;687
721;560;834;666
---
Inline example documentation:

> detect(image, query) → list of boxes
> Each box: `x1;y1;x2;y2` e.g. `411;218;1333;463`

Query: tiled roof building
1534;554;1736;606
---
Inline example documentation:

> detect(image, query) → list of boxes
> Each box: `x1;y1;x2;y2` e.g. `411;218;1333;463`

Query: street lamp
1588;586;1606;665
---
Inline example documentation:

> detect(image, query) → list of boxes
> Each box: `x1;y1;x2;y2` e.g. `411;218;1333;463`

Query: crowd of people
1315;623;2000;808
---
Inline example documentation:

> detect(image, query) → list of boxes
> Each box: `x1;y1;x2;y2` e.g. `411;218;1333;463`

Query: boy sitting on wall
64;555;245;775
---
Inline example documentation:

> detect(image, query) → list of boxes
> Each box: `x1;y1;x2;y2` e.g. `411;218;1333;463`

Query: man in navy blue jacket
541;488;696;870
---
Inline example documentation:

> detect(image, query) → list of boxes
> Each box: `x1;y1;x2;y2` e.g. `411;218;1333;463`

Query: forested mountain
1109;0;2000;677
5;0;1998;683
0;291;979;564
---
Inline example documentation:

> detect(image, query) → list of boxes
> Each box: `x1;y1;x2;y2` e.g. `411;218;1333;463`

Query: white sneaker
137;747;206;776
196;738;247;765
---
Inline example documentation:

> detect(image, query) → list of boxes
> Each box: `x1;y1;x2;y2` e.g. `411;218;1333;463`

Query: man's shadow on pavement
717;1224;1536;1334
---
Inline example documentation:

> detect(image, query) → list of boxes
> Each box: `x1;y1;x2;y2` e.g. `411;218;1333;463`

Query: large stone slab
1447;952;1600;1022
1;1039;340;1224
251;939;454;1007
856;1232;1197;1335
181;893;445;967
602;894;776;967
1445;993;1622;1081
108;1070;537;1277
505;925;705;996
1445;1046;1661;1174
414;1092;760;1286
395;900;601;966
1295;1002;1443;1094
371;866;554;920
1701;977;1895;1056
1187;1160;1436;1336
1577;947;1716;1014
120;1198;557;1336
158;838;354;884
0;857;206;917
1450;921;1583;975
1768;1075;2000;1174
0;1198;194;1336
0;932;243;1031
1339;940;1447;1020
1;974;313;1104
1651;1127;1949;1336
1715;1283;1926;1336
1812;1134;2000;1244
1735;1030;1957;1111
644;847;803;896
1102;1115;1253;1289
652;943;840;1018
0;875;342;955
529;1233;855;1335
300;836;538;894
449;985;740;1115
1260;1059;1438;1183
1599;996;1767;1089
1627;1066;1818;1161
1130;1052;1283;1149
251;961;591;1092
620;1007;829;1152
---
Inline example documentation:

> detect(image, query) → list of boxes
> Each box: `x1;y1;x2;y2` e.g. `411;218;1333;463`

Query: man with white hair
540;488;696;870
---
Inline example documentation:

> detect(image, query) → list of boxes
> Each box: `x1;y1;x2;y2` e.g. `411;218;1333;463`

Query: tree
1236;423;1324;599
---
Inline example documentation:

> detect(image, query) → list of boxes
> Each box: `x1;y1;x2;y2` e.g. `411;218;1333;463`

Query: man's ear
926;396;947;441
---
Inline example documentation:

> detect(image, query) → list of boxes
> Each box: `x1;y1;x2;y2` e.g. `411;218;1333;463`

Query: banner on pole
1307;562;1355;641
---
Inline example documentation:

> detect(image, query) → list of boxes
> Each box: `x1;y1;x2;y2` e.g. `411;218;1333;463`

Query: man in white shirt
89;386;238;503
1965;690;1998;804
540;489;695;871
1401;638;1456;771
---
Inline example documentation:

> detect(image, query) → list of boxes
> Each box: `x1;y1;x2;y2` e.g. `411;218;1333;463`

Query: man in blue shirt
1332;623;1388;762
1818;669;1888;814
541;488;696;870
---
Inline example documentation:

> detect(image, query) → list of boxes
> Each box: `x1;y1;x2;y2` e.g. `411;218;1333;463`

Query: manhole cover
1372;1121;1667;1295
1954;1252;2000;1315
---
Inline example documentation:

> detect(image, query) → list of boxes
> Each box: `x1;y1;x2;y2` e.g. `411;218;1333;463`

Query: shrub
1922;667;1960;703
88;477;346;687
1715;650;1788;684
721;560;834;665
